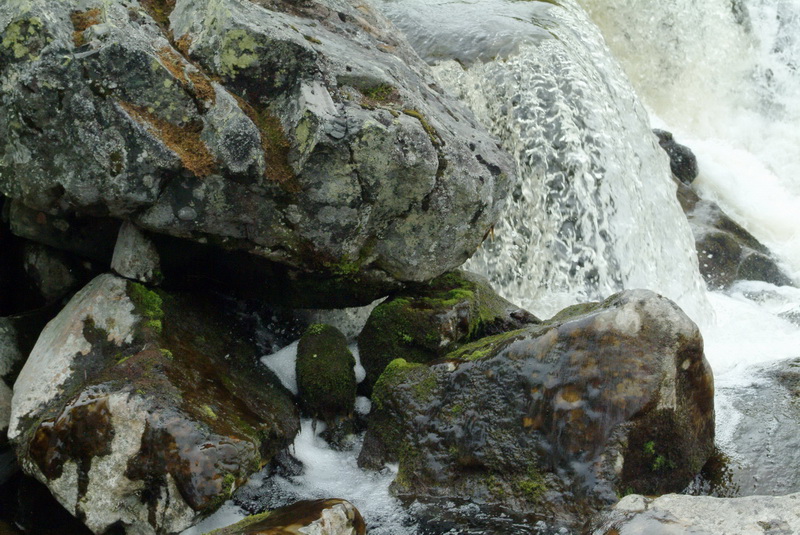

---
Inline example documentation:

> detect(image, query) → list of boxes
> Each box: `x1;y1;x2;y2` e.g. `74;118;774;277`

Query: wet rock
677;182;793;288
357;270;538;391
205;499;366;535
359;290;714;529
0;0;512;306
111;221;162;284
22;242;102;304
653;129;699;185
9;274;299;534
711;358;800;496
591;492;800;535
296;324;357;426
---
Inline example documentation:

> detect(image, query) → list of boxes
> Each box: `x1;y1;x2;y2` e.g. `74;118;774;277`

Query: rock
677;182;793;288
296;324;357;426
591;492;800;535
7;201;121;265
653;129;699;184
110;221;162;284
357;270;538;391
708;358;800;496
22;242;102;304
0;0;513;306
205;499;366;535
9;274;299;534
359;290;714;529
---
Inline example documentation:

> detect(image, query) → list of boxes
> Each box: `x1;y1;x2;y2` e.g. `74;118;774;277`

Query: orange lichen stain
70;8;102;47
232;94;299;193
175;33;192;56
119;101;217;177
559;385;582;404
140;0;176;29
157;46;217;106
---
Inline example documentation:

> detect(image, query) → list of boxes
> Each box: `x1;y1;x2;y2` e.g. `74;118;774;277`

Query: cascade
379;0;710;320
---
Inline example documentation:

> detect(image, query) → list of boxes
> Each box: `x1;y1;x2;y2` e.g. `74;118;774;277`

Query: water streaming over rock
379;0;709;320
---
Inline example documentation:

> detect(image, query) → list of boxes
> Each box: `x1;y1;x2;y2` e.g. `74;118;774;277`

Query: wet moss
446;328;528;361
119;101;217;177
127;282;164;331
296;324;357;425
402;109;441;147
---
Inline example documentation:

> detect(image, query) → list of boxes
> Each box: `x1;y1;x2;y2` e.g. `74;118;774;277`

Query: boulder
205;499;365;535
653;129;699;185
110;221;162;284
592;492;800;535
9;274;299;534
357;270;538;391
677;182;793;289
0;0;512;306
295;324;357;426
359;290;714;528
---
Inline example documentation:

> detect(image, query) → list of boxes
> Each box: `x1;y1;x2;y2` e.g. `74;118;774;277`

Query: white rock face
593;493;800;535
8;274;137;441
111;222;162;283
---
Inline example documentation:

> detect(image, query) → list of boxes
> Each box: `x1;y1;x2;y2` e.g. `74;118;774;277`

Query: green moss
128;282;164;322
402;109;441;147
303;34;322;44
515;466;546;501
160;348;174;360
446;328;527;361
202;404;218;421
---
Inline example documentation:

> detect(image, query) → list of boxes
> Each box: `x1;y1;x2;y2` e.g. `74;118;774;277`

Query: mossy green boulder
356;270;538;392
358;290;714;530
296;324;357;426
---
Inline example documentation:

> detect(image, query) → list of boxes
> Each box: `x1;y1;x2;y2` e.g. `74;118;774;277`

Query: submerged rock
357;270;538;391
0;0;512;306
677;182;793;288
359;290;714;528
653;129;699;185
592;492;800;535
296;324;357;426
205;499;366;535
9;274;299;534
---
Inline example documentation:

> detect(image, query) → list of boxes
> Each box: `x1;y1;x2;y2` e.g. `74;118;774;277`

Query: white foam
261;341;299;395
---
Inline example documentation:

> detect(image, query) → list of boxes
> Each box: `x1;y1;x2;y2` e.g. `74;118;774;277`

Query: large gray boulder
9;274;299;534
359;290;715;529
592;493;800;535
0;0;512;306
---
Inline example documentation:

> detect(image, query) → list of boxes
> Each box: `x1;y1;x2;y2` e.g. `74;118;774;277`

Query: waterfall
377;0;709;320
579;0;800;282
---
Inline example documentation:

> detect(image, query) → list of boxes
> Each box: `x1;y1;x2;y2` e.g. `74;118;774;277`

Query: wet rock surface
592;492;800;535
205;498;366;535
677;182;793;289
9;274;299;534
653;129;699;185
359;289;715;529
0;0;512;306
715;357;800;497
357;270;538;392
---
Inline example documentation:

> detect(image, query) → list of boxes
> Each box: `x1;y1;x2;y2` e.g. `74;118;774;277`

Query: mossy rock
356;270;537;392
296;324;356;426
205;499;366;535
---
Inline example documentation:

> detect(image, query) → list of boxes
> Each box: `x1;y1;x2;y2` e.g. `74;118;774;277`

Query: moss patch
119;101;217;177
140;0;176;29
1;17;47;61
296;324;356;425
70;8;101;47
233;95;299;192
157;46;217;106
